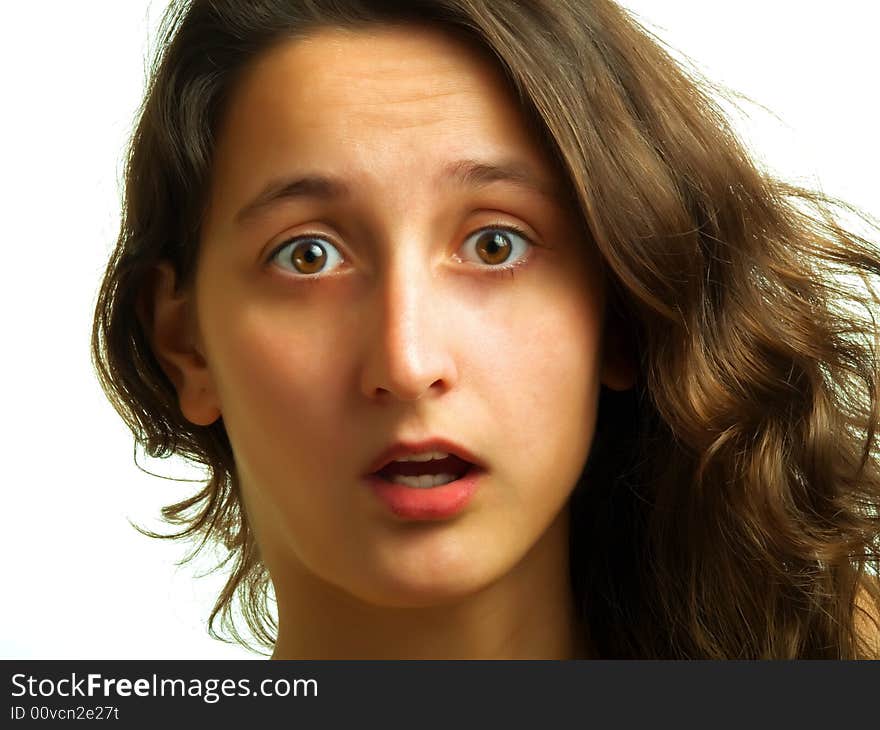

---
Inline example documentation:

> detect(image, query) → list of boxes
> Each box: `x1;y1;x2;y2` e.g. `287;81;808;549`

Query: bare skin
149;23;635;659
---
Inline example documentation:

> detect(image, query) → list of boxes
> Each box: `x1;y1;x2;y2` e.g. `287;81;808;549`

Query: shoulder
855;575;880;658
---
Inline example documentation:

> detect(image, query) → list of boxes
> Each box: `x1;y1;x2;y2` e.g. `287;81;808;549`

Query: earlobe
139;261;222;426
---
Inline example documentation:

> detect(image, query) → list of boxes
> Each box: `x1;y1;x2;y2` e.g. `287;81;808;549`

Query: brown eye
462;226;532;269
270;237;342;276
475;230;512;265
291;241;326;274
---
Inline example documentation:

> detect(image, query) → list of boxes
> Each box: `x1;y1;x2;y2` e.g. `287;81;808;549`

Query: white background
0;1;877;659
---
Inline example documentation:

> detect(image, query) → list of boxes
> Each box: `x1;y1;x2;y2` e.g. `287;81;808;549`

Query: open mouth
372;454;474;489
365;457;484;520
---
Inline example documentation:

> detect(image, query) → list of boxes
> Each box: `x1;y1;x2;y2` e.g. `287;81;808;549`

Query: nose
358;246;457;402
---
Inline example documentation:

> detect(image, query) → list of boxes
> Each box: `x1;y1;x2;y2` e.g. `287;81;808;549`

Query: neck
269;507;590;660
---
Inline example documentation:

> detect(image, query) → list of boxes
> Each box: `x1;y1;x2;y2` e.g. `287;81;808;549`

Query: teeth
387;473;459;488
392;450;450;463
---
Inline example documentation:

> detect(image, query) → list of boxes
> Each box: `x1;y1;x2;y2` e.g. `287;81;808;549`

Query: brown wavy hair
91;0;880;657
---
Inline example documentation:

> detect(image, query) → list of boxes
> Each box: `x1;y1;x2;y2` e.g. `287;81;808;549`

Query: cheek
199;294;350;487
477;281;604;503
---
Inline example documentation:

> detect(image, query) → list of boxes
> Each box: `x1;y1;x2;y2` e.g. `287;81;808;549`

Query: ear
599;308;637;392
137;262;222;426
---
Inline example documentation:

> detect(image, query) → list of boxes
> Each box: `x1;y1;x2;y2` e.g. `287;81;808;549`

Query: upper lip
364;437;485;476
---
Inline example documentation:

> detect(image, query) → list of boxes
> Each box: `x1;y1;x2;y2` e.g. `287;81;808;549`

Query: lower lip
364;466;484;521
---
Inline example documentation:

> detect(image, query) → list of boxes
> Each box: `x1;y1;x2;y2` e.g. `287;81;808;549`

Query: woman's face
187;24;627;607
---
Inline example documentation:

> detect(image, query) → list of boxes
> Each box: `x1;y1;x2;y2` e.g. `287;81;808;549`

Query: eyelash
266;223;535;282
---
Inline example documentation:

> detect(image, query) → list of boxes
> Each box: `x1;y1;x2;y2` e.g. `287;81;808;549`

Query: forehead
209;23;564;205
227;23;521;129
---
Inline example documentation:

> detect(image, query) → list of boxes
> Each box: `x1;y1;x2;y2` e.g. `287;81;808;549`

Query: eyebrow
234;157;563;224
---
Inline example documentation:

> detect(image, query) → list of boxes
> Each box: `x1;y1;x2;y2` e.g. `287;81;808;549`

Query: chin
343;550;507;610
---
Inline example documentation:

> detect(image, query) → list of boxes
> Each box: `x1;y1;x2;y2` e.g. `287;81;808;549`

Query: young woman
92;0;880;658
